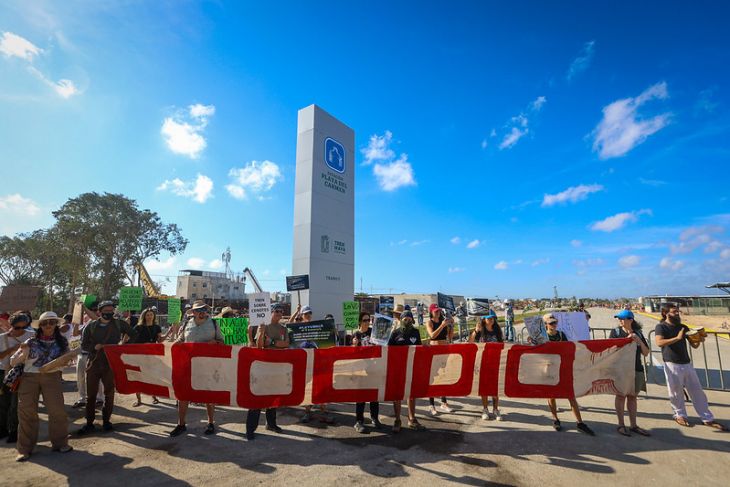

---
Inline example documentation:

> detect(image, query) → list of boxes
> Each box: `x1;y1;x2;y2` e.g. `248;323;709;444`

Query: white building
176;269;246;301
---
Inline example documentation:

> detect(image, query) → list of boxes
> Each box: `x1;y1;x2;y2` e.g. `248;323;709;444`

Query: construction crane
242;267;263;294
135;262;164;298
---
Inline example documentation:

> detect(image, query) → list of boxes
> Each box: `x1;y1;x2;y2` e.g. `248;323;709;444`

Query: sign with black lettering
288;319;336;349
378;296;394;314
286;274;310;291
437;292;455;312
248;292;271;328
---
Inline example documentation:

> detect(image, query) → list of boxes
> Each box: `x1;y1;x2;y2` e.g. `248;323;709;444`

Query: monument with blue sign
292;105;355;325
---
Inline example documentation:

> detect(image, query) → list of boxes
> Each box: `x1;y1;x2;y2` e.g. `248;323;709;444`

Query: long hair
358;311;371;324
140;308;157;325
34;323;68;351
478;316;503;341
660;303;677;322
631;319;643;331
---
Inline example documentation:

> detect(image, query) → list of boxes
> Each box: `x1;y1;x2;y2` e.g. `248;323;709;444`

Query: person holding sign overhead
245;303;289;440
542;313;595;436
426;304;454;416
169;301;224;438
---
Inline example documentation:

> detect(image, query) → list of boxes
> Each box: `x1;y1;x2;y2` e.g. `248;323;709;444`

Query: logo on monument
324;137;345;173
321;235;330;253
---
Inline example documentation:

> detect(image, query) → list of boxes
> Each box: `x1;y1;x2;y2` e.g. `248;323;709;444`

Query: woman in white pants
654;304;726;430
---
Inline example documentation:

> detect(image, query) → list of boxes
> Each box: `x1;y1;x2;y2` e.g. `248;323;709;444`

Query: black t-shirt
474;327;502;343
547;330;568;342
609;326;648;371
388;327;422;346
130;324;162;344
428;317;448;341
654;322;691;364
353;328;372;347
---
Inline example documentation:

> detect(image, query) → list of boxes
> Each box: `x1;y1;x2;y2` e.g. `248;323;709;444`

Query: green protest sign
118;287;143;311
167;298;181;324
81;294;97;308
343;301;360;330
215;317;249;345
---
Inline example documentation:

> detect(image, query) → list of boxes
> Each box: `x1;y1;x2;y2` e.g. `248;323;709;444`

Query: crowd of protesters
0;300;726;462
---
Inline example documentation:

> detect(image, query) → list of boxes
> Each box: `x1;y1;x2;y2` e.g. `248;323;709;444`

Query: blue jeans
505;319;515;342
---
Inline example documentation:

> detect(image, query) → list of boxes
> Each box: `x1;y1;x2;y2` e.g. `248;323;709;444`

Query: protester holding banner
10;312;73;462
0;313;35;444
128;308;166;407
654;303;727;430
542;313;595;436
245;303;289;440
169;301;224;437
77;301;137;436
297;305;335;424
388;310;424;431
72;301;104;409
426;304;454;415
352;311;382;433
610;310;650;436
470;313;504;421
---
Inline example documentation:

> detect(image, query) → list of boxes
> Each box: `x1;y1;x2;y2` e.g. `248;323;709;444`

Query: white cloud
450;236;461;245
161;118;207;158
226;160;283;200
448;267;465;273
670;225;724;254
208;259;223;270
566;40;595;81
660;257;685;271
638;177;667;187
570;239;583;248
466;239;481;249
531;96;547;111
144;256;176;271
410;239;429;247
481;139;488;149
373;154;416;191
499;127;528;150
705;241;724;254
494;261;508;270
157;174;213;203
720;249;730;260
53;79;78;98
532;258;550;267
0;193;41;216
592;82;671;159
590;209;652;232
187;257;205;268
542;184;603;207
618;255;640;268
0;32;42;60
189;103;215;120
361;131;395;165
497;96;546;150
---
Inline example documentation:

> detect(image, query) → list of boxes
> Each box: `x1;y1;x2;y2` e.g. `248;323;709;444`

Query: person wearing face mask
655;303;726;430
389;310;425;432
0;313;35;443
169;300;224;437
77;301;137;436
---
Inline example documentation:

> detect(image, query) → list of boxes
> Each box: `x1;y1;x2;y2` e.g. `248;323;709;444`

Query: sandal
392;419;401;433
152;397;160;405
616;426;631;437
132;401;142;407
630;426;651;437
408;419;425;431
674;416;691;427
703;421;728;431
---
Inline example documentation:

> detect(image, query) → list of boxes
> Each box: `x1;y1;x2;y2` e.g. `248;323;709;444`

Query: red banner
104;339;635;408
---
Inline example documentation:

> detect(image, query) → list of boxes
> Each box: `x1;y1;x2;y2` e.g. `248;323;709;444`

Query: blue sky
1;1;729;299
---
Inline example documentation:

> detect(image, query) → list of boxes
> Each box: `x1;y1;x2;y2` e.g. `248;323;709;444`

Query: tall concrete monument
292;105;355;324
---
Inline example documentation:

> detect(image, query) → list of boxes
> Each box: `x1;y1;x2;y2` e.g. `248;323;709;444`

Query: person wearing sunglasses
10;312;73;462
169;300;224;438
352;312;382;433
245;303;290;440
610;310;650;436
0;313;35;444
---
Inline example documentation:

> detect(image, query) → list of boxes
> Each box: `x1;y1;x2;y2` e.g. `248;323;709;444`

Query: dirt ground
2;308;729;486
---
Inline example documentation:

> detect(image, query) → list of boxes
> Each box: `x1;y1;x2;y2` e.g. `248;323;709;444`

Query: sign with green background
343;301;360;330
118;287;143;311
167;298;181;324
215;317;249;345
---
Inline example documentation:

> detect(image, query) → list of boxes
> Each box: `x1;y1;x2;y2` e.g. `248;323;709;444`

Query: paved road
2;308;729;486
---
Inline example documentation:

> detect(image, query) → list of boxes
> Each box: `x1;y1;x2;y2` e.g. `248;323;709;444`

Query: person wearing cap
352;311;382;434
294;305;335;424
610;310;651;436
72;301;104;409
504;300;515;342
426;304;454;415
416;302;424;326
169;300;224;437
10;312;73;461
389;310;425;431
654;303;726;430
77;300;137;436
470;312;504;421
542;313;595;436
245;303;289;440
0;313;35;443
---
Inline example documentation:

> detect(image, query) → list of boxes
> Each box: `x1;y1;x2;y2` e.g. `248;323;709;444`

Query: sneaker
371;417;383;429
408;419;425;431
204;423;215;435
265;424;283;434
438;403;454;414
15;453;30;462
429;405;438;416
301;412;312;423
493;409;503;421
72;399;86;409
102;421;114;432
169;424;187;437
577;422;595;436
552;420;562;431
6;431;17;443
77;424;96;436
481;409;490;420
245;432;255;441
53;445;73;453
354;421;366;434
